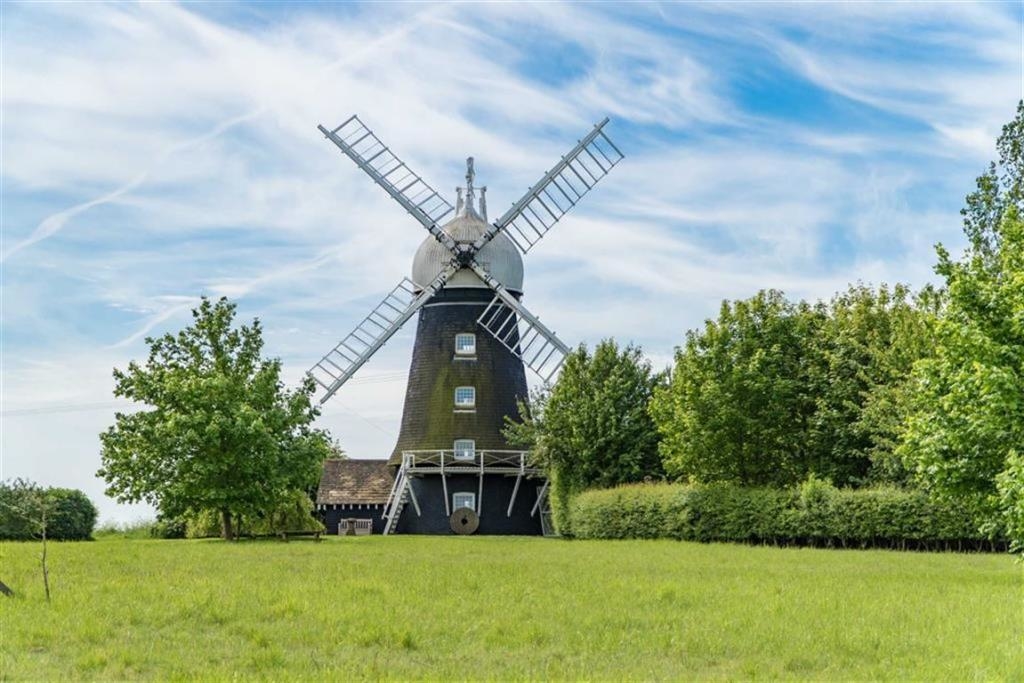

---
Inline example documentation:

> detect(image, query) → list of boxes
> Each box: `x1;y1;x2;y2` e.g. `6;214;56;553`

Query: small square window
455;333;476;356
453;439;476;460
453;492;476;511
454;386;476;408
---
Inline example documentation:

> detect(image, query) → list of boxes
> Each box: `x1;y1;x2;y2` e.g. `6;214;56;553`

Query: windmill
309;115;623;535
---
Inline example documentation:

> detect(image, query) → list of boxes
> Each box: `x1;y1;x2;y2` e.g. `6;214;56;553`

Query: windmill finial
464;157;476;213
479;186;487;222
456;157;481;217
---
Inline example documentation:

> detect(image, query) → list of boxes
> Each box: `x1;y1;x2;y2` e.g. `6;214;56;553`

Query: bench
276;530;322;542
340;518;373;536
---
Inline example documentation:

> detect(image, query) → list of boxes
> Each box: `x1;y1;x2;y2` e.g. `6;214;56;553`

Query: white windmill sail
471;118;624;254
309;266;456;403
470;261;570;385
309;114;623;398
319;116;460;253
465;119;624;382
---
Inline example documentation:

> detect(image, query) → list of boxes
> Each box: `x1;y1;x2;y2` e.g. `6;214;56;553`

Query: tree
806;284;939;486
652;285;939;489
98;297;332;540
0;479;55;600
43;489;98;541
898;102;1024;550
505;340;664;523
0;481;98;541
651;290;821;487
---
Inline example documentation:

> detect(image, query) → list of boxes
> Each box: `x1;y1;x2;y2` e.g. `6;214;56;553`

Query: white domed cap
412;212;524;292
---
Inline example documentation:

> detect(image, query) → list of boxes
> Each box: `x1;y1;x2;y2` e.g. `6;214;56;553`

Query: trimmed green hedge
0;481;99;541
568;482;1004;551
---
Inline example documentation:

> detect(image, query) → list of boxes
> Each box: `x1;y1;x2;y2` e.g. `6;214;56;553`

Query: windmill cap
412;212;524;292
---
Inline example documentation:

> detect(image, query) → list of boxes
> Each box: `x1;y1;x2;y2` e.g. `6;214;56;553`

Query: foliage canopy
97;297;331;540
0;479;99;541
505;340;664;524
899;101;1024;550
650;286;936;488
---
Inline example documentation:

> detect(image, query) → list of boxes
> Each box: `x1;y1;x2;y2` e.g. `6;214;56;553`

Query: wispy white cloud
2;1;1018;522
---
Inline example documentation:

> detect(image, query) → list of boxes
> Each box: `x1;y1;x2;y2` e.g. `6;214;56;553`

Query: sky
2;1;1022;524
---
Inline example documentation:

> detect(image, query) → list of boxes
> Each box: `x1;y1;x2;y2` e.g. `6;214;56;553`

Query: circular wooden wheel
450;507;480;534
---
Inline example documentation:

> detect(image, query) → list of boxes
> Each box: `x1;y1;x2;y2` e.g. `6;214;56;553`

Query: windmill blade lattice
310;114;622;402
319;116;459;251
471;261;569;384
309;267;455;403
476;294;568;385
477;118;624;254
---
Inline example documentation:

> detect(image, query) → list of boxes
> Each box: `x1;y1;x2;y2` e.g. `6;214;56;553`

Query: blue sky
2;1;1022;522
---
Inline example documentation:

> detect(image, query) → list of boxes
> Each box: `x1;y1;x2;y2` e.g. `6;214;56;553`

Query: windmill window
455;333;476;356
454;386;476;408
453;492;476;511
453;439;476;460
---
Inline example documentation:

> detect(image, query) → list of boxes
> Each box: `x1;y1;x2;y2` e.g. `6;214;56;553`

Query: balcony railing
399;449;541;475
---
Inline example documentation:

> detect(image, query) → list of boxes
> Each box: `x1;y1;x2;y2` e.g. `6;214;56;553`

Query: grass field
1;536;1020;680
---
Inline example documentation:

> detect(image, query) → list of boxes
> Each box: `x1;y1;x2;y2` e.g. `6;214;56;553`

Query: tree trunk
41;509;51;603
220;509;234;541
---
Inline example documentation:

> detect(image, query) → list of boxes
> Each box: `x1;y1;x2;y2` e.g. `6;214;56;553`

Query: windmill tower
309;115;623;535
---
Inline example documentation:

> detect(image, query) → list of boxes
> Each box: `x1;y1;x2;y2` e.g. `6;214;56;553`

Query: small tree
98;297;333;540
506;340;664;526
0;479;54;601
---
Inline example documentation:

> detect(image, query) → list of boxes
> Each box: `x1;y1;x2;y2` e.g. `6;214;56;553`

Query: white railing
382;450;544;533
339;518;373;535
399;449;537;472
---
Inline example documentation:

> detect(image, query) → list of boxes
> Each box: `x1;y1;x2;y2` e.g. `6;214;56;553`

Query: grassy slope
0;537;1020;680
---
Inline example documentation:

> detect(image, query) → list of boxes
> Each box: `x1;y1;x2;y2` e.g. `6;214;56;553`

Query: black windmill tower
309;115;623;535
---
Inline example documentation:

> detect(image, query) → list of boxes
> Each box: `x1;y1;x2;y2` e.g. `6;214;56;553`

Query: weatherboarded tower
388;166;541;534
307;115;623;535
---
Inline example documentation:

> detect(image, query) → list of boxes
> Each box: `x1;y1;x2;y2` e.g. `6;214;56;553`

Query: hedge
44;489;99;540
0;481;99;541
567;481;1005;551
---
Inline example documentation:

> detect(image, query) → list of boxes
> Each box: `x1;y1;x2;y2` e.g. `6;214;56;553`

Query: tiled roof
317;459;394;505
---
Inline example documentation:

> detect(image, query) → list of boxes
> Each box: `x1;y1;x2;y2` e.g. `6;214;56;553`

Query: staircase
381;460;411;535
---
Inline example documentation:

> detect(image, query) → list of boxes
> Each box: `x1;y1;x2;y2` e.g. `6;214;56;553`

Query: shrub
45;489;99;540
150;516;187;539
184;491;323;539
0;479;38;540
185;509;223;539
569;482;1003;550
247;490;324;536
0;480;98;541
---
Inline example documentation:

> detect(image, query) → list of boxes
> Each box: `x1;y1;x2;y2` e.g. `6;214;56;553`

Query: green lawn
1;536;1020;680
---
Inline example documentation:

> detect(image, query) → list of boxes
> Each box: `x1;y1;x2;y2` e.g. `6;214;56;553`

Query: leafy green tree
44;489;98;540
653;285;939;489
98;297;332;540
0;479;55;600
899;102;1024;550
256;490;325;536
0;479;40;540
651;290;821;486
996;451;1024;554
505;340;664;523
807;284;939;486
0;480;98;541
